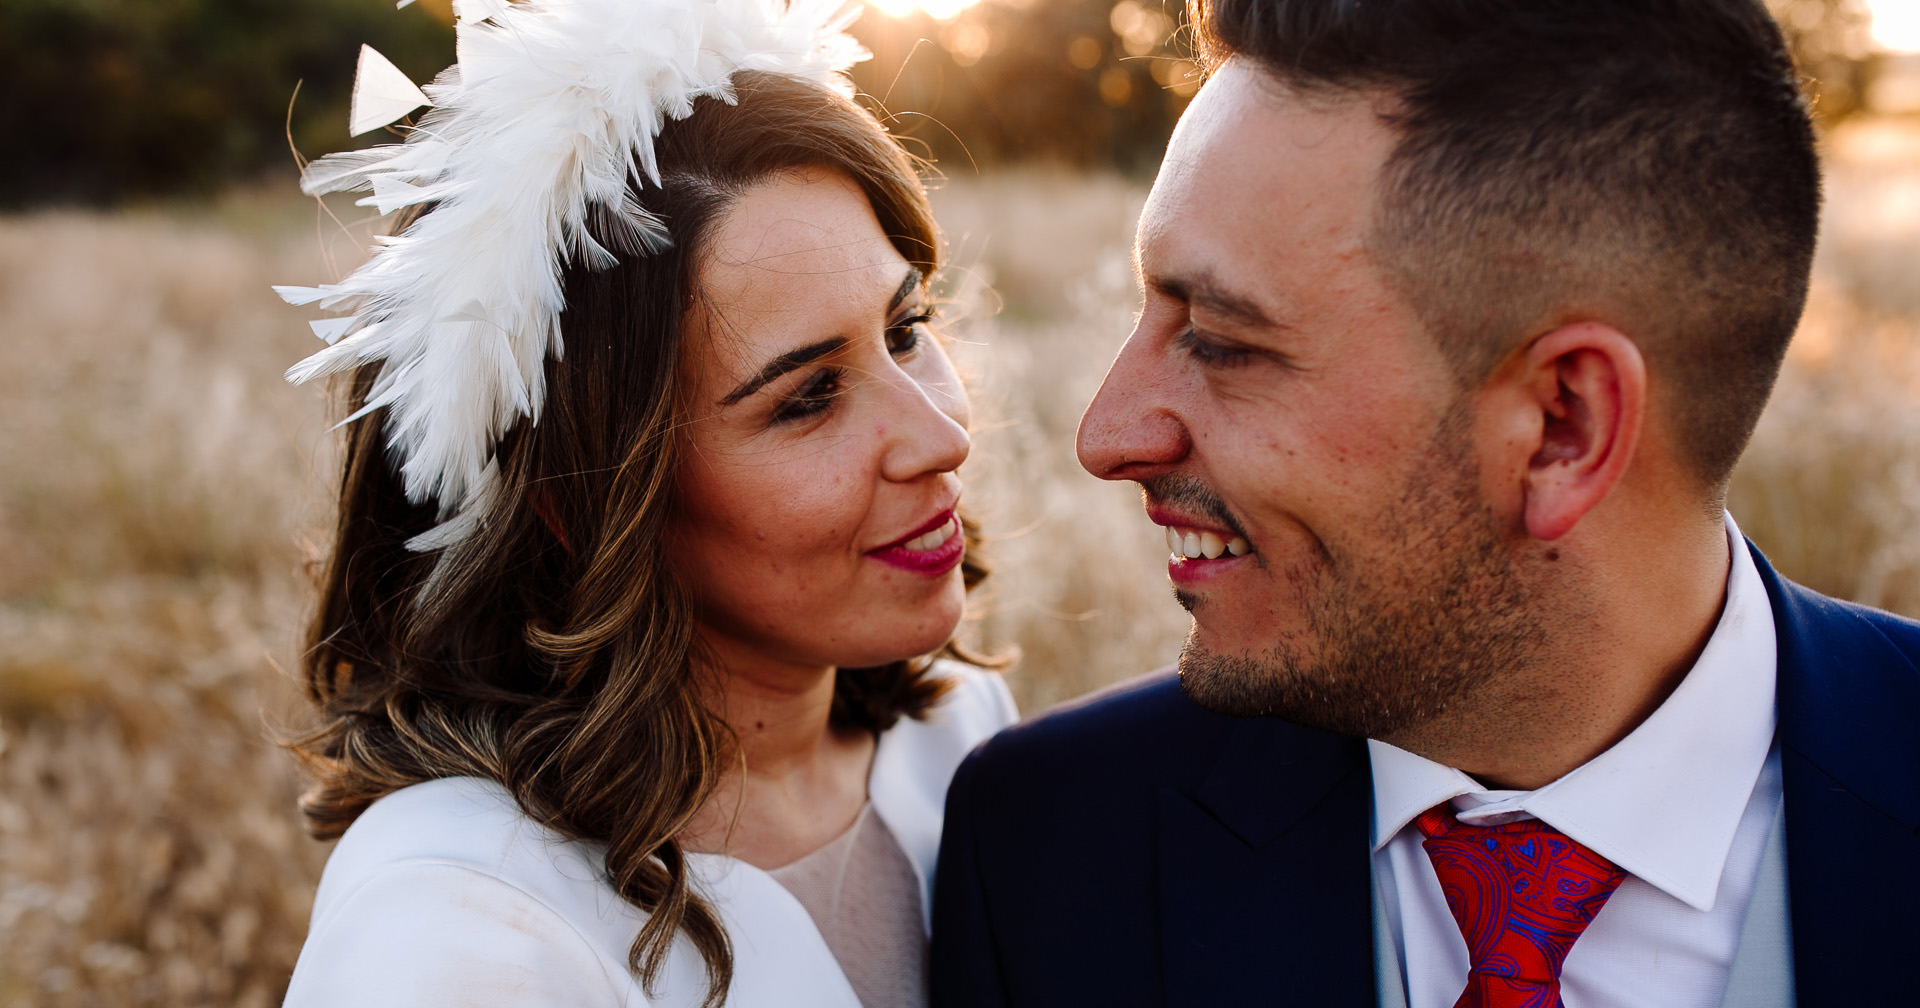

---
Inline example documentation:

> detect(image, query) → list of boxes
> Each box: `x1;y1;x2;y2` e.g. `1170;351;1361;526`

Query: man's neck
1384;516;1733;791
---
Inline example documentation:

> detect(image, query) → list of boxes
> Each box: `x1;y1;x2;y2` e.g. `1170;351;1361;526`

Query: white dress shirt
283;662;1017;1008
1370;514;1782;1008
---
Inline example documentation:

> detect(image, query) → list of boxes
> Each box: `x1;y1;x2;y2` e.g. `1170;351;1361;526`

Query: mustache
1140;473;1249;542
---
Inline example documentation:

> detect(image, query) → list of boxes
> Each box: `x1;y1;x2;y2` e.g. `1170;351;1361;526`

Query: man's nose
1076;327;1191;480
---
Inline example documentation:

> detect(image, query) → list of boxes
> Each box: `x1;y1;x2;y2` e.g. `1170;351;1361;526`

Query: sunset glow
867;0;982;22
1868;0;1920;53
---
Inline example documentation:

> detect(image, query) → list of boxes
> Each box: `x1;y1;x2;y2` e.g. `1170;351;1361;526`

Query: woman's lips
868;509;964;575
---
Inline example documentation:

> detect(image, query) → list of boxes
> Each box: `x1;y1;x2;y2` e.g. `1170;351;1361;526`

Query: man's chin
1175;636;1428;739
1177;661;1296;719
1176;637;1315;722
1172;586;1197;614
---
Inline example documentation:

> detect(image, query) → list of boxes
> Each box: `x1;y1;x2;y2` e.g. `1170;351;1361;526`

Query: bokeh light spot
1151;56;1201;97
867;0;981;22
1110;0;1175;58
1069;36;1105;71
944;21;993;67
1868;0;1920;52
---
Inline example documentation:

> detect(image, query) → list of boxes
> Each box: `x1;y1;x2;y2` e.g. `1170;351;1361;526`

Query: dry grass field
1;117;1916;1004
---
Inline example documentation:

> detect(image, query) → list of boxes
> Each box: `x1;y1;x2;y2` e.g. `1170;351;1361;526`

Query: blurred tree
853;0;1882;178
1766;0;1880;122
849;0;1198;176
0;0;451;207
0;0;1882;205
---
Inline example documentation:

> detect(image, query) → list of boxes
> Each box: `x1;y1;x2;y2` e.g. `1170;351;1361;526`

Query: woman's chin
844;589;967;668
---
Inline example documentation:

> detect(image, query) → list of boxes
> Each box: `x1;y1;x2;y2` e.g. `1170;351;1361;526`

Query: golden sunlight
1867;0;1920;52
866;0;984;22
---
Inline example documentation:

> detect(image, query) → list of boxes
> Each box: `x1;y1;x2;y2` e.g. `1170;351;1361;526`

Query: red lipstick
868;509;964;576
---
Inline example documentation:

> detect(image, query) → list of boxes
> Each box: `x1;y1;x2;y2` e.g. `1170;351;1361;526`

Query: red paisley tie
1414;804;1628;1008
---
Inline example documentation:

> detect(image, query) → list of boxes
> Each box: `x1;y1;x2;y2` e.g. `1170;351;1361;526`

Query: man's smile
1161;523;1251;560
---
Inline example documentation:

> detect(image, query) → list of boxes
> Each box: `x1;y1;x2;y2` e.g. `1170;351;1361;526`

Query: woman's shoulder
881;659;1018;777
921;658;1019;739
288;778;646;1006
865;662;1018;884
314;777;603;907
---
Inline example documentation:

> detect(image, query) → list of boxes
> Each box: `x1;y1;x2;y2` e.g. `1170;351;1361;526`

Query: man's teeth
902;517;958;552
1161;525;1250;560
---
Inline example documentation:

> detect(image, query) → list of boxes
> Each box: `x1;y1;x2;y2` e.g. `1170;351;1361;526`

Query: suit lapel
1753;546;1920;1008
1155;718;1375;1007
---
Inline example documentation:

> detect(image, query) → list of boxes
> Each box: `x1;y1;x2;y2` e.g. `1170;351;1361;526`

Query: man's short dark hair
1191;0;1821;491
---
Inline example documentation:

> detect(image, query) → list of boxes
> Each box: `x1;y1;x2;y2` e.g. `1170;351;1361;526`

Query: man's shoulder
1758;553;1920;675
972;669;1220;771
1007;667;1208;739
958;667;1358;801
1772;574;1920;653
1761;558;1920;818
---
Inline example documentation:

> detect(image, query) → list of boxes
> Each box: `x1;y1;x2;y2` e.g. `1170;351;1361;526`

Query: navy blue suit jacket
930;547;1920;1006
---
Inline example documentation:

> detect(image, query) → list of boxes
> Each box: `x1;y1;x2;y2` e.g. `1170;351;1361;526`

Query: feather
282;0;871;553
349;45;431;137
362;175;431;215
452;0;514;23
299;148;395;194
589;197;672;256
273;285;328;306
308;317;359;344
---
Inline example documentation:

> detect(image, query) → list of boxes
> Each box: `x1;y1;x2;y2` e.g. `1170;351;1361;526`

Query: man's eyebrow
719;337;847;406
1148;272;1281;330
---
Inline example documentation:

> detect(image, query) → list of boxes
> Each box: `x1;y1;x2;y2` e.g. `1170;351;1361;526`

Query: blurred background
1;0;1916;1003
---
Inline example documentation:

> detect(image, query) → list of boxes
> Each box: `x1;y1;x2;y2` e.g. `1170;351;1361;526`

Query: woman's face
673;167;971;678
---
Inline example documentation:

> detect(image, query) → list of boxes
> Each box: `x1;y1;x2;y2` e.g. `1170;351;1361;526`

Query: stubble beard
1176;419;1547;741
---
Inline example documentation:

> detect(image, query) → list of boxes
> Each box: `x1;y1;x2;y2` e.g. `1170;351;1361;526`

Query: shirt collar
1368;513;1778;912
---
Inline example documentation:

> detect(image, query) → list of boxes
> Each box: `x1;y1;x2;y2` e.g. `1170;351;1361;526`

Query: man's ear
1513;322;1645;541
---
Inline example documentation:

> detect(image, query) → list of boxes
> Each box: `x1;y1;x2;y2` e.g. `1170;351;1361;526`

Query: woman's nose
881;354;971;482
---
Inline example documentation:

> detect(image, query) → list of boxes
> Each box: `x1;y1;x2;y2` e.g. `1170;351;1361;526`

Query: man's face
1076;61;1543;739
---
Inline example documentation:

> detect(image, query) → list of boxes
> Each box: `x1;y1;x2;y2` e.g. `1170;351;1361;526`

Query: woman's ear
1512;322;1646;541
529;485;574;554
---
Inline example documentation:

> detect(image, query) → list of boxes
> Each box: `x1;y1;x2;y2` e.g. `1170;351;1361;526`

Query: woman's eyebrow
717;268;924;407
720;337;848;406
886;267;922;314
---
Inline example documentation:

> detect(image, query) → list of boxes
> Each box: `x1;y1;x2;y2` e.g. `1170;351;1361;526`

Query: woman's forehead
685;167;917;384
702;167;906;294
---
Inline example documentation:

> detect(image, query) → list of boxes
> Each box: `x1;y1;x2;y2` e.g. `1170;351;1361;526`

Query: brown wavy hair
289;71;988;1006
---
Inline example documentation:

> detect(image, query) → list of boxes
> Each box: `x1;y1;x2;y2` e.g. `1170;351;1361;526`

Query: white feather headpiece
278;0;869;551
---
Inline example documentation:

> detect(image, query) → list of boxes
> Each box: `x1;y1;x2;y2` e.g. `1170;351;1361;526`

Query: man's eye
1174;327;1252;367
887;313;933;357
772;368;845;424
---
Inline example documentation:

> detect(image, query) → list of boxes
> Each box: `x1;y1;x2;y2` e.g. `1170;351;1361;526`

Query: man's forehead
1137;60;1394;310
1150;62;1392;213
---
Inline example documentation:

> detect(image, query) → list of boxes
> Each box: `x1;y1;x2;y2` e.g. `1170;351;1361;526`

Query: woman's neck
679;653;876;869
716;657;841;772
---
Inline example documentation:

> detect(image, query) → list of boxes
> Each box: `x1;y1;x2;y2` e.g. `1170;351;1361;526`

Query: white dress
282;662;1017;1007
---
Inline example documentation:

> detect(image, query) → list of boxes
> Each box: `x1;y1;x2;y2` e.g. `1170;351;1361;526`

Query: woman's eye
886;313;933;357
1174;327;1252;368
772;368;845;424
